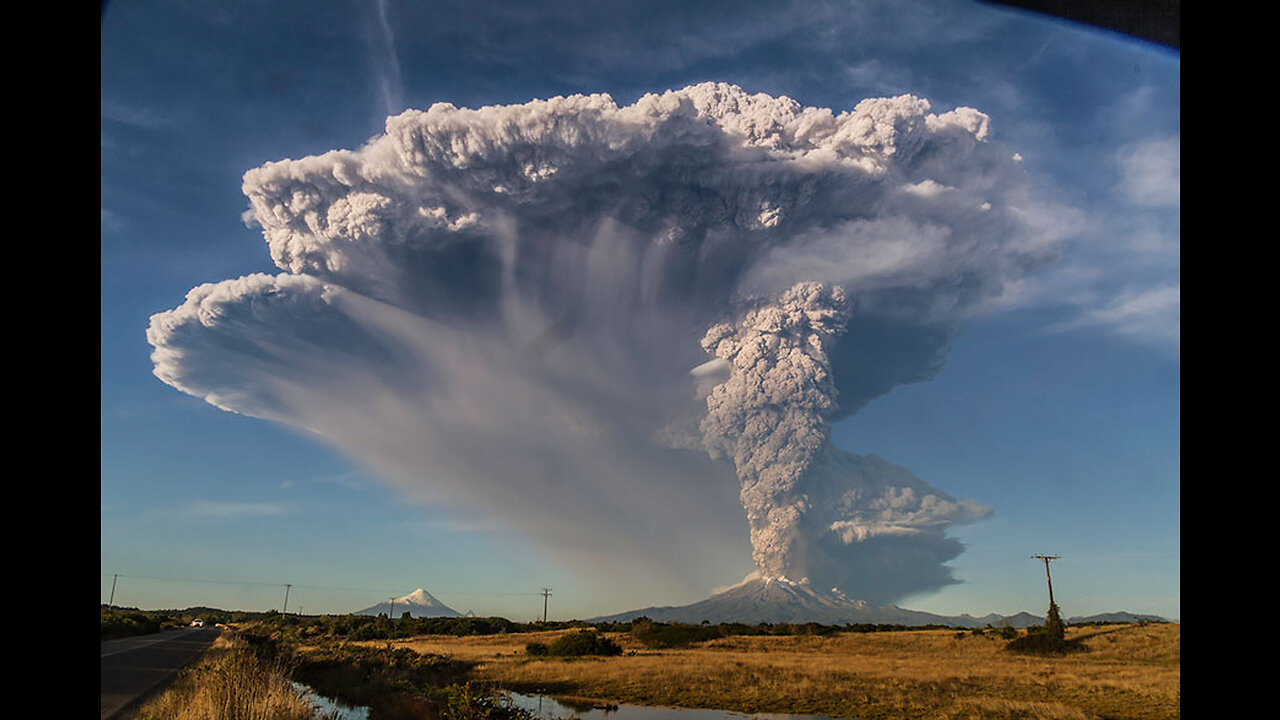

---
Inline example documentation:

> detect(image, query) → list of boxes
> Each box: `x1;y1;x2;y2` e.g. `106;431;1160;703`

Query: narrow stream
291;681;371;720
287;682;846;719
505;691;845;720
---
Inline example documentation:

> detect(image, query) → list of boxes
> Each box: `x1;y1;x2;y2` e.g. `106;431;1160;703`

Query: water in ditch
505;691;846;720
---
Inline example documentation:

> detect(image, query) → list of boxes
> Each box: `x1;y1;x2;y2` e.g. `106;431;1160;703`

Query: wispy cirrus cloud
185;500;297;518
366;0;404;117
982;125;1178;356
100;99;172;129
1051;284;1180;352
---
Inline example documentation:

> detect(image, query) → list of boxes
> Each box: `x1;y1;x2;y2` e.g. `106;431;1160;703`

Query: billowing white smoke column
148;83;1058;603
694;281;991;599
699;282;851;581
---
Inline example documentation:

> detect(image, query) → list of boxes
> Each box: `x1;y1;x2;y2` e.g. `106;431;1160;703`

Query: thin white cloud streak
1049;284;1180;351
100;99;171;129
185;500;295;518
149;84;1065;603
308;471;375;491
421;514;509;535
976;129;1179;355
370;0;404;117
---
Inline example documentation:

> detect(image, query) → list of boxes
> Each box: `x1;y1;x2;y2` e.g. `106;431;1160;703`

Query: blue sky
101;0;1178;622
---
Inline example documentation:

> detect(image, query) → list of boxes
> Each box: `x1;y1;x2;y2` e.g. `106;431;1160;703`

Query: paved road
101;626;222;719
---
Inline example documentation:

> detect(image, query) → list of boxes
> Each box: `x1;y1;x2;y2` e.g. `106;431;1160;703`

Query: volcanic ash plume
698;282;851;581
694;281;990;601
147;83;1059;601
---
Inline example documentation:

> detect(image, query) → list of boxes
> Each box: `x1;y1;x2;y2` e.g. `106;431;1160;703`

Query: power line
101;573;285;588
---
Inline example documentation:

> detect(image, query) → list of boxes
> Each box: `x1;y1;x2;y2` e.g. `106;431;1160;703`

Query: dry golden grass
374;623;1179;720
134;634;327;720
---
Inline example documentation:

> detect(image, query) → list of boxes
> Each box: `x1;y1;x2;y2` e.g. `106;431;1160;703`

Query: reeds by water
133;634;331;720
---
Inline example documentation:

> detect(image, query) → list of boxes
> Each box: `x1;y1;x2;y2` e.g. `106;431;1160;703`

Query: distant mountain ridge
590;577;1168;628
1067;611;1168;624
355;588;462;618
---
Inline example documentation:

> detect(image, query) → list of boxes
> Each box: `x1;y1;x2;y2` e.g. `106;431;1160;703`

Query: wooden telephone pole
1031;554;1064;639
540;588;552;622
1031;554;1059;607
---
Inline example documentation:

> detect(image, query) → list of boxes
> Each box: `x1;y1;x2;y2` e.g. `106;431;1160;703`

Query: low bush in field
1005;626;1083;655
1007;603;1082;655
629;619;722;649
543;630;623;657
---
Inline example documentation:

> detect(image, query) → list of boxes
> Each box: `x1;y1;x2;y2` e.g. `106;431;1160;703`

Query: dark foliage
441;681;539;720
1005;606;1083;656
629;618;723;648
100;609;162;640
1044;602;1065;640
617;617;950;648
286;639;477;718
1005;629;1083;655
545;630;623;657
108;601;1015;647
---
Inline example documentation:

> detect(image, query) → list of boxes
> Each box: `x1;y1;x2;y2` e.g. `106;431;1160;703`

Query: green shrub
546;630;622;657
442;682;537;719
629;619;721;649
524;641;548;656
101;609;161;640
1044;602;1066;641
1005;623;1080;655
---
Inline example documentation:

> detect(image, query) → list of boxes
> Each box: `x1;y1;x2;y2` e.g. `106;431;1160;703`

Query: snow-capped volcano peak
355;587;463;618
399;588;438;605
762;575;808;587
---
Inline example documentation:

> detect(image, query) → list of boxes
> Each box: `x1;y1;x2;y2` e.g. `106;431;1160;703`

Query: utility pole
1031;554;1059;607
389;597;395;620
108;574;118;608
1031;554;1064;640
540;588;552;623
282;584;292;615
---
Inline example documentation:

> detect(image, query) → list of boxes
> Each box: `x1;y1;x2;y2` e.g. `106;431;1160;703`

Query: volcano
590;577;1046;628
355;588;463;618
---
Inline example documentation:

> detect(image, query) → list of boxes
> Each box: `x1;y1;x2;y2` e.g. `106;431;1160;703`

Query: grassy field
365;623;1179;720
